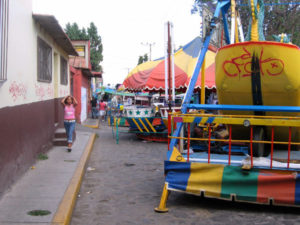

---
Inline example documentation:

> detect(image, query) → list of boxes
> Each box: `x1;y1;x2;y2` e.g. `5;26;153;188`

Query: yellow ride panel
186;163;225;197
215;41;300;140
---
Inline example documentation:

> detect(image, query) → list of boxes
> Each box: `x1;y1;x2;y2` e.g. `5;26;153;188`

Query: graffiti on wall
222;47;284;78
35;84;54;100
47;86;54;97
59;88;69;97
35;84;46;100
9;81;27;101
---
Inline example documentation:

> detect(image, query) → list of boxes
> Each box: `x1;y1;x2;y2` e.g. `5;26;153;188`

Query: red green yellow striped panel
165;161;300;206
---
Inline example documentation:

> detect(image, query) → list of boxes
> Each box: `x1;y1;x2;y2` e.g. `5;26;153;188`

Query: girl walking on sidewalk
61;95;78;152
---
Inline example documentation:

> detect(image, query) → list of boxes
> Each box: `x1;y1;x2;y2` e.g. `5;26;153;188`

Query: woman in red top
99;100;106;121
61;95;78;152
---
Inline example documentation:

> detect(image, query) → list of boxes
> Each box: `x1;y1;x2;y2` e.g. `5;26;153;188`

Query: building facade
69;40;102;123
0;0;77;196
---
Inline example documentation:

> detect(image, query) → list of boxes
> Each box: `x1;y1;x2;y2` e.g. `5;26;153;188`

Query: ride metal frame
170;105;300;169
155;1;232;213
167;0;231;161
155;0;300;212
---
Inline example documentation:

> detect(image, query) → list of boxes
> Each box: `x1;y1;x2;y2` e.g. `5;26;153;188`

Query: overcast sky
32;0;201;86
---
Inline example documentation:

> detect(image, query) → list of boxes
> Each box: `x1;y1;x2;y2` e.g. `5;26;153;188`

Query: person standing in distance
90;97;98;119
99;100;106;122
61;95;78;152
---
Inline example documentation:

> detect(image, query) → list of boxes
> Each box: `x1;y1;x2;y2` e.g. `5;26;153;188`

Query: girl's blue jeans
64;121;76;143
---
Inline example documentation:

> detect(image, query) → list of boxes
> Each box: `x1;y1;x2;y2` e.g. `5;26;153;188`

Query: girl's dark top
91;98;97;107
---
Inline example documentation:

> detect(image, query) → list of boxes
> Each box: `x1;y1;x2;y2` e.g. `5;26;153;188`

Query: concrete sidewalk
0;130;96;225
82;118;99;129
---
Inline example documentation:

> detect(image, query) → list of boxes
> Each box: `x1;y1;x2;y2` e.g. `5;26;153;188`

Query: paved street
71;123;300;225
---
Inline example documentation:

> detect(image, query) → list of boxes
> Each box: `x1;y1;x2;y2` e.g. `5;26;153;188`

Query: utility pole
141;42;155;61
164;21;175;111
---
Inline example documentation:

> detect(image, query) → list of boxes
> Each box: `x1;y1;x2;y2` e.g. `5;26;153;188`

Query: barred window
0;0;9;81
60;56;68;85
37;37;52;82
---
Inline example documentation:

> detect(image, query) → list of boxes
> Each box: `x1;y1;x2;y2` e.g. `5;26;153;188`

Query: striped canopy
123;37;217;92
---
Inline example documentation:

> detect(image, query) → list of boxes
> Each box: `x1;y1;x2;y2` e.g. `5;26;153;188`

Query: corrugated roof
32;14;78;56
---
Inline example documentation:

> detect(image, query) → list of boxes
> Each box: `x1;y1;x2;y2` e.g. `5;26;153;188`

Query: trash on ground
87;167;96;171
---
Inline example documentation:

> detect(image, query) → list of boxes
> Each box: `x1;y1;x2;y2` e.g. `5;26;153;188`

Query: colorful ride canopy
123;37;217;93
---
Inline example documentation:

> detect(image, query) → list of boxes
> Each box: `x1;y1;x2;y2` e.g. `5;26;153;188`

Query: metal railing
168;104;300;170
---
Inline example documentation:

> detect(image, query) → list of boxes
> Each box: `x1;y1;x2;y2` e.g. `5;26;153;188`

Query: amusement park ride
155;0;300;212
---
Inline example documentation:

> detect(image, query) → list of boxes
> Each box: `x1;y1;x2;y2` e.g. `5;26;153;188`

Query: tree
65;22;103;72
143;54;148;62
65;22;89;40
192;0;300;46
87;22;103;72
137;53;149;65
138;56;144;65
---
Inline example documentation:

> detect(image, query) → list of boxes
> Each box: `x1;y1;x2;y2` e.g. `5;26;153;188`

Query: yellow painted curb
51;133;96;225
83;119;99;129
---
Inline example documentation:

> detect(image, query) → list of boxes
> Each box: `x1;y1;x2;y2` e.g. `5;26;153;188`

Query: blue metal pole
187;104;300;112
222;7;230;44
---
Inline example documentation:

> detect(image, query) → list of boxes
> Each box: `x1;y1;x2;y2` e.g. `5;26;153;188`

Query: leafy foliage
65;22;103;72
65;22;89;40
137;54;149;65
87;22;103;72
192;0;300;46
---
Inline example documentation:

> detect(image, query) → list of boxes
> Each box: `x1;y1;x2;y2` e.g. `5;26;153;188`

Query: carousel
119;34;217;143
155;0;300;212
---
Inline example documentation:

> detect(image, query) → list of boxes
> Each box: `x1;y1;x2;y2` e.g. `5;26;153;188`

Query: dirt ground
71;123;300;225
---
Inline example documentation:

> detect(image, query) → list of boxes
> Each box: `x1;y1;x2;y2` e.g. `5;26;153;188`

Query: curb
51;133;96;225
83;119;100;129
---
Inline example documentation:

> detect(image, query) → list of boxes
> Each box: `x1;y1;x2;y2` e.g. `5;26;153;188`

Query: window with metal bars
37;37;52;82
60;56;68;85
0;0;9;81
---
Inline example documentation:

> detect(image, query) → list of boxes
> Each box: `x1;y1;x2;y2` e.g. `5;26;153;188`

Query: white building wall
0;0;70;109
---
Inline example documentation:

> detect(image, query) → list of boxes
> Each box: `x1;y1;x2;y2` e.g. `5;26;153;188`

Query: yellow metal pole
154;183;169;213
250;0;259;41
230;0;236;43
235;12;239;43
201;57;206;114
